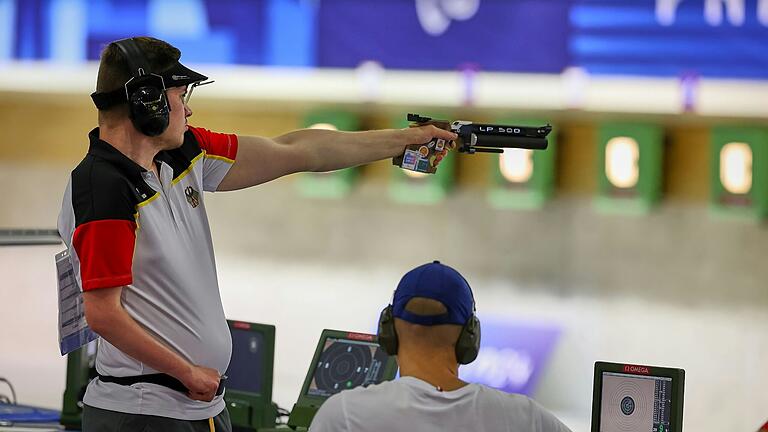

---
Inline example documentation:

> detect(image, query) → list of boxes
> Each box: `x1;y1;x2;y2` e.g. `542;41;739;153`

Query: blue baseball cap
392;261;474;326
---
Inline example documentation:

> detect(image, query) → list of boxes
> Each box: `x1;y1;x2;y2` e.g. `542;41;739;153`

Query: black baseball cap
90;60;209;110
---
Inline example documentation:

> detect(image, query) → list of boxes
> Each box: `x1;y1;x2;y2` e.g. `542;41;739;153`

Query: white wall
3;245;766;432
214;255;768;432
0;245;68;409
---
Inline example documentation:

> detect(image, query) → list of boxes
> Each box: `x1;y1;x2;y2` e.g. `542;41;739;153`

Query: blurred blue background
3;0;768;78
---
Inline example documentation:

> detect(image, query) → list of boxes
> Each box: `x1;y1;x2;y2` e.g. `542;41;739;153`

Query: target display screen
305;337;391;398
600;372;672;432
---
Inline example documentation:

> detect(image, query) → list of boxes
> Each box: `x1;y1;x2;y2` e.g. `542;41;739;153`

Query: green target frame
595;123;664;214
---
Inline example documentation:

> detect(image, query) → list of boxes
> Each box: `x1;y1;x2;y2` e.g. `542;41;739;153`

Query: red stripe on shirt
188;126;238;160
73;219;136;291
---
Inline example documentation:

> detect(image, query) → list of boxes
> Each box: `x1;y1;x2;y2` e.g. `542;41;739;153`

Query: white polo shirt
310;376;572;432
58;126;238;420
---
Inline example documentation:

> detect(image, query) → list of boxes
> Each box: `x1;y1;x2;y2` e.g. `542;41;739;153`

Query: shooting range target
600;374;655;432
311;340;377;396
621;396;635;415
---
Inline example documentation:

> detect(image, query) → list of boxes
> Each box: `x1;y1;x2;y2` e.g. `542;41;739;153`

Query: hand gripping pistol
393;113;552;174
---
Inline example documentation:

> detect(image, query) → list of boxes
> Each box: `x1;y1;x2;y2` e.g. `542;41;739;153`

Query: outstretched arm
216;125;457;191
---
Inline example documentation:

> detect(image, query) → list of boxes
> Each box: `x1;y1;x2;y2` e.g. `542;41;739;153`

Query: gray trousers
82;404;232;432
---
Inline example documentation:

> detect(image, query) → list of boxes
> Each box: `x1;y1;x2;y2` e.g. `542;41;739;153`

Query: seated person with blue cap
310;261;571;432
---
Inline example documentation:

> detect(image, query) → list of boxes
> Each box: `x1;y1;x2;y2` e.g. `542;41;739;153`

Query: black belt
98;373;225;396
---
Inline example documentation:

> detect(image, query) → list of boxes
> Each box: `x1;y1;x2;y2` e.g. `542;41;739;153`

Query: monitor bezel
591;361;685;432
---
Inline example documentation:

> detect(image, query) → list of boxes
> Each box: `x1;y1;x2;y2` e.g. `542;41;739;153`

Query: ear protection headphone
377;287;481;365
114;38;170;137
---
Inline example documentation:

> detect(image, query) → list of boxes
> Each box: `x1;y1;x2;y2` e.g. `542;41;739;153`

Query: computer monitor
287;329;398;429
591;361;685;432
60;339;98;430
224;320;277;432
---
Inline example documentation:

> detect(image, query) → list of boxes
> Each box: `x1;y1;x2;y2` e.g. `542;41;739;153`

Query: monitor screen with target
306;335;392;398
287;329;399;429
591;362;685;432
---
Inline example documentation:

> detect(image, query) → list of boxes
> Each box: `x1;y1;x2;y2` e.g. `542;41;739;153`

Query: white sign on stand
56;249;98;355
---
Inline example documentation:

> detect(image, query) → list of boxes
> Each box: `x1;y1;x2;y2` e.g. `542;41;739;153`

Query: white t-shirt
310;376;572;432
